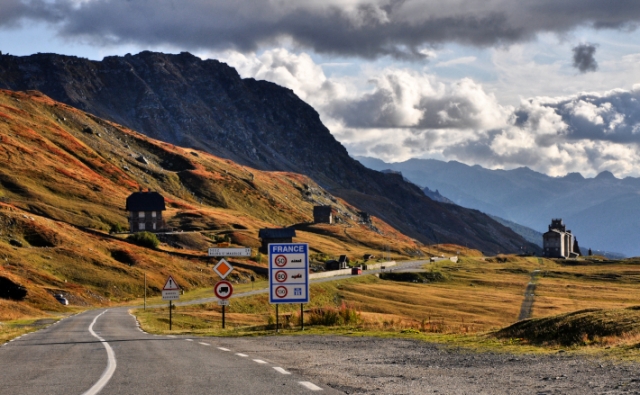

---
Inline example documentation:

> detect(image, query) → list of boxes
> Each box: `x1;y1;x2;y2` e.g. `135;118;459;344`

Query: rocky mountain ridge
0;51;536;254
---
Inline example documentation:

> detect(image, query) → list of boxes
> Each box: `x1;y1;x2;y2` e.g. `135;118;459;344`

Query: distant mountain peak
595;170;616;180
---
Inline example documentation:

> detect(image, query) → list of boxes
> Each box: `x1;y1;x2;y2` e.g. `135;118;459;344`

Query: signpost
208;247;251;257
162;275;180;330
268;243;309;332
213;259;234;329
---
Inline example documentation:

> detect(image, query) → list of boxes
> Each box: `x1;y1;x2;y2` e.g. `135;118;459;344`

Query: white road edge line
253;359;267;364
185;339;193;342
218;347;231;351
81;310;116;395
299;381;323;391
235;353;248;357
273;367;291;375
199;342;210;346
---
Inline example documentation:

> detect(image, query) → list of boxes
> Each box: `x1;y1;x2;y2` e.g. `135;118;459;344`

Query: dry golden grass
0;89;437;323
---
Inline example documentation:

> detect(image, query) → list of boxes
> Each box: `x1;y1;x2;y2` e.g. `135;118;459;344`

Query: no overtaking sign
268;243;309;304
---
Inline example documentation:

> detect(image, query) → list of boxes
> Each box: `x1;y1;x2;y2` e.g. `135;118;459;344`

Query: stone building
258;228;296;254
313;205;333;224
125;190;166;232
542;219;580;258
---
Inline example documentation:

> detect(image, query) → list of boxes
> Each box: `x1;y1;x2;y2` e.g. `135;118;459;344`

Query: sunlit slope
0;89;433;320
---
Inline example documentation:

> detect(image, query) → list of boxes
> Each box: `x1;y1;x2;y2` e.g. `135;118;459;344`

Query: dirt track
220;335;640;394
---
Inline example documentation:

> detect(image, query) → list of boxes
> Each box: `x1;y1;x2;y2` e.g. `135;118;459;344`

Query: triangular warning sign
162;275;180;291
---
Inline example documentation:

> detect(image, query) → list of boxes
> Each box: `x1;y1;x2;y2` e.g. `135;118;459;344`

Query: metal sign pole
222;305;226;329
276;304;279;333
169;300;172;330
300;303;304;331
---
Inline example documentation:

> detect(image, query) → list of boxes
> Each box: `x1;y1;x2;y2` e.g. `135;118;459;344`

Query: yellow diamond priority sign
213;258;234;279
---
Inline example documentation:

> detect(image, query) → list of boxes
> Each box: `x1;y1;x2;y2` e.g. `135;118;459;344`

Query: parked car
54;294;69;305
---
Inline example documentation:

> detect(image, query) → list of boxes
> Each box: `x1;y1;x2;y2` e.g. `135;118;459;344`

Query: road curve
0;308;338;394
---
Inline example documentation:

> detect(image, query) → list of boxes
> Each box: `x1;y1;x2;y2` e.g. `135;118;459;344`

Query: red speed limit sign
274;254;287;267
275;270;287;282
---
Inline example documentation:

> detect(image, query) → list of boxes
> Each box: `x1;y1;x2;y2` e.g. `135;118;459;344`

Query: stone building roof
258;228;296;239
126;191;166;212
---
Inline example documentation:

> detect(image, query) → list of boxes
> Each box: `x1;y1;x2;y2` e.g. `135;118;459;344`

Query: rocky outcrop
0;51;537;254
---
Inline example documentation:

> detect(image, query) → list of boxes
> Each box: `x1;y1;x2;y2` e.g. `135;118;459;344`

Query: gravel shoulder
216;335;640;394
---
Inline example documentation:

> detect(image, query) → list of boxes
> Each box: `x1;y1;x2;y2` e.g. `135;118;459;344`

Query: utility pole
144;272;147;310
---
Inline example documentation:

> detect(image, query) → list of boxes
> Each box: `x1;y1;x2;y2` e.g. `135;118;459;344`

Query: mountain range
356;156;639;257
0;51;536;254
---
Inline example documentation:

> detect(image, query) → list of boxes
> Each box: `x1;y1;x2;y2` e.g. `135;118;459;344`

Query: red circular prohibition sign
274;286;288;298
275;270;288;283
274;254;287;267
214;280;233;299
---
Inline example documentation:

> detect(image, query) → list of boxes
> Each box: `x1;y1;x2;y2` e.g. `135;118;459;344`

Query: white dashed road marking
185;339;193;342
253;359;267;364
299;381;323;391
273;367;291;375
235;353;248;357
167;335;176;338
218;347;231;351
199;342;210;346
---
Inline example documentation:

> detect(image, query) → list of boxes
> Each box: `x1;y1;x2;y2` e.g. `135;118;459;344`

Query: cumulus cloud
216;48;640;177
572;43;598;73
3;0;640;60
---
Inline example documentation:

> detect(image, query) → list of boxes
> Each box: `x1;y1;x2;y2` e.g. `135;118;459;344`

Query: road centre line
273;367;291;375
235;353;248;357
253;359;267;364
81;310;116;395
299;381;323;391
218;347;231;351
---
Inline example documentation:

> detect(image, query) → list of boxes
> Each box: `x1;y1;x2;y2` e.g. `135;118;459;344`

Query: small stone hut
313;205;333;224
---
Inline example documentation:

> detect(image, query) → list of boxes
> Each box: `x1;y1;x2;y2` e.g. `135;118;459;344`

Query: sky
4;1;640;178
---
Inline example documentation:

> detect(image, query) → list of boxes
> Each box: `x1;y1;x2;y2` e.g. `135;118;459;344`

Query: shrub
127;231;160;249
109;223;126;234
308;302;361;327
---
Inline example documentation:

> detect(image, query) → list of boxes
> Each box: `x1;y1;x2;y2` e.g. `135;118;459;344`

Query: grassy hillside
0;89;436;321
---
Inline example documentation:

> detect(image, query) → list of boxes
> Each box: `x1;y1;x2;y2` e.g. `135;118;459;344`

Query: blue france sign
269;243;309;304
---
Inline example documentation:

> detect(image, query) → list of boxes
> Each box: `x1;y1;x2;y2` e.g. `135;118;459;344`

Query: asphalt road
0;259;433;394
0;308;339;394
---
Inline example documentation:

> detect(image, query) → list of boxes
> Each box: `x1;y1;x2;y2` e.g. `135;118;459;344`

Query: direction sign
162;275;181;301
268;243;309;304
214;280;233;299
208;247;251;257
213;258;234;279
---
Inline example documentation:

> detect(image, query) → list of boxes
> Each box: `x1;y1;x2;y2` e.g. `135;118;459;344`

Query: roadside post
213;259;234;329
162;275;180;330
144;272;147;310
268;243;309;333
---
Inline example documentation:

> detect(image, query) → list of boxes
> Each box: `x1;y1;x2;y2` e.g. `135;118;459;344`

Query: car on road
54;294;69;305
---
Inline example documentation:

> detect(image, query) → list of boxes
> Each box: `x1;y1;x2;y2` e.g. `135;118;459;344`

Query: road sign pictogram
162;275;180;290
274;286;288;298
162;275;181;300
274;255;287;267
213;258;234;279
275;270;287;282
214;280;233;299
